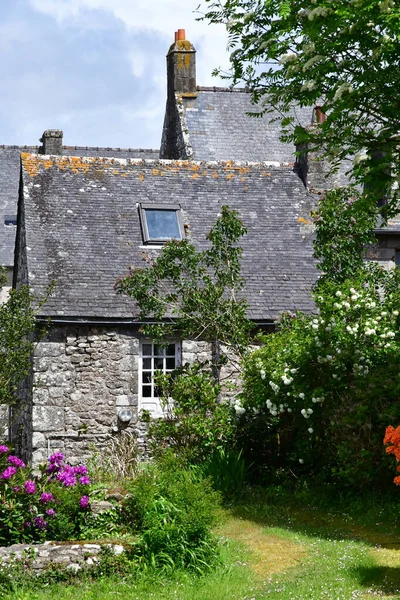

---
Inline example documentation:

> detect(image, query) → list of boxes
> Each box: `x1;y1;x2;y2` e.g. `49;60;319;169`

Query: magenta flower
24;480;36;494
33;516;48;530
48;452;64;465
57;465;77;487
40;492;55;504
7;455;25;468
13;486;21;492
79;475;90;485
46;452;65;474
73;465;88;476
24;521;31;528
79;495;90;509
0;445;9;454
1;466;17;480
46;508;56;517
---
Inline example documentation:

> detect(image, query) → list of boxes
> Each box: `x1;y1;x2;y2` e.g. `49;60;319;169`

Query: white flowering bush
242;267;400;488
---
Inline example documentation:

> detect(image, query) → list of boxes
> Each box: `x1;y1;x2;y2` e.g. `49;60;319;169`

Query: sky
0;0;230;149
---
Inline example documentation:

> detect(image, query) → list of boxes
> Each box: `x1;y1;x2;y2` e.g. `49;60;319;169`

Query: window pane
153;344;165;357
154;357;164;370
142;344;152;356
142;372;152;384
142;386;152;397
145;210;181;240
166;358;176;370
166;344;176;356
142;358;151;370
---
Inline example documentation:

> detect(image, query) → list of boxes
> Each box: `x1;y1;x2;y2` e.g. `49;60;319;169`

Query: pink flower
24;480;36;494
79;495;90;509
0;445;9;454
1;466;17;480
40;492;55;504
79;475;90;485
7;455;25;468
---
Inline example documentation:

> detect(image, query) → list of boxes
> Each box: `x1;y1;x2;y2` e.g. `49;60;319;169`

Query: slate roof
181;87;314;163
18;153;317;322
0;145;159;267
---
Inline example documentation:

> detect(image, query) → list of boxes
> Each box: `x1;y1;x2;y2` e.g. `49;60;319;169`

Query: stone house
3;30;400;464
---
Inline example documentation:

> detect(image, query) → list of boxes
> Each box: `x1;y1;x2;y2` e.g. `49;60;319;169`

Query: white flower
332;374;338;379
290;368;298;374
351;295;359;302
335;291;342;297
287;408;292;413
312;324;319;330
387;331;396;338
269;381;280;393
235;404;246;416
260;369;266;380
393;310;399;316
350;288;356;294
333;303;342;309
307;408;313;415
299;458;304;464
308;428;314;434
280;52;297;64
343;301;351;309
299;393;305;399
301;408;307;416
353;153;367;166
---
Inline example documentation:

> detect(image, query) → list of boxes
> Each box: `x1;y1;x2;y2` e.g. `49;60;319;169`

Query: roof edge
21;152;295;170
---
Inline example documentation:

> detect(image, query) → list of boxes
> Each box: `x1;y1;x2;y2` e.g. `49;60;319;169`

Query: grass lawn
4;491;400;600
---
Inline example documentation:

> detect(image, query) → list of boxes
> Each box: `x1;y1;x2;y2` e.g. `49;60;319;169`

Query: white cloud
29;0;230;84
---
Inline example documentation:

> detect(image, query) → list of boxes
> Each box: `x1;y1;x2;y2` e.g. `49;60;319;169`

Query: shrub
122;454;221;573
241;269;400;490
0;447;116;545
144;363;237;463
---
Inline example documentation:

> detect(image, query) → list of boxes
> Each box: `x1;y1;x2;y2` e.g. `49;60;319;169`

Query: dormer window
139;203;183;244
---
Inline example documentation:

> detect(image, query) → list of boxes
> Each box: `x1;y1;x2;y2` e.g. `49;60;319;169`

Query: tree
115;205;253;375
202;0;400;206
0;272;45;410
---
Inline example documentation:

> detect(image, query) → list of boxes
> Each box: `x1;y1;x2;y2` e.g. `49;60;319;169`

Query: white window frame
138;340;181;417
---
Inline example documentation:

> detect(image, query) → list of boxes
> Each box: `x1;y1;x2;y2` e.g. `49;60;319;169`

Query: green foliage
115;206;253;360
145;363;237;462
312;188;379;284
201;447;249;500
0;449;119;545
0;276;48;408
122;455;221;573
202;0;400;205
241;268;400;489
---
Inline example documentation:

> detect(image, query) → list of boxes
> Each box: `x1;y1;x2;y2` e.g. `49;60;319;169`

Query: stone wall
12;326;214;466
0;541;124;573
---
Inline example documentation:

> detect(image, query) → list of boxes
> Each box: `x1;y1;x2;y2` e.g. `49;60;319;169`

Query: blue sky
1;0;229;149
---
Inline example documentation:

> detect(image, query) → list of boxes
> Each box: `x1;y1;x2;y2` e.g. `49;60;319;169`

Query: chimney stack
296;107;338;192
166;29;196;97
40;130;63;155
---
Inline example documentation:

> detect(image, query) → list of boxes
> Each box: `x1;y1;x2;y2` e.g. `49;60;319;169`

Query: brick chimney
161;30;197;159
167;29;196;98
296;107;339;193
40;130;63;155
